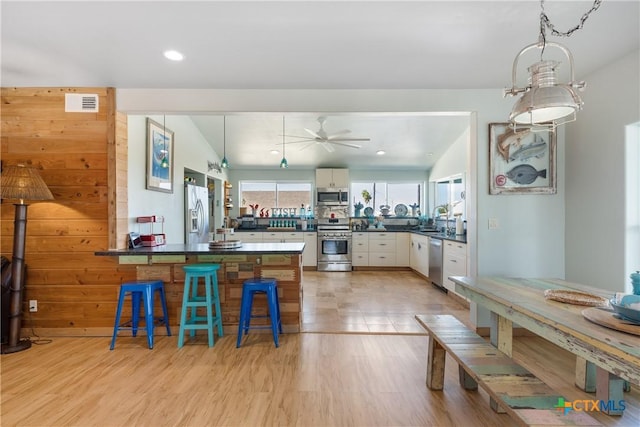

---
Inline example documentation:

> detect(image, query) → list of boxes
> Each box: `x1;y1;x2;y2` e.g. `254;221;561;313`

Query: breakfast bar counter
95;243;305;333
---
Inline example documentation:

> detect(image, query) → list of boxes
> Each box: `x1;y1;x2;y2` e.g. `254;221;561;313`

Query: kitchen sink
417;227;440;233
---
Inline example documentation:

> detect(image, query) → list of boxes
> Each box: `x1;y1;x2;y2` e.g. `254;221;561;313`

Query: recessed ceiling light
376;150;386;155
163;50;184;61
427;152;434;156
270;150;280;155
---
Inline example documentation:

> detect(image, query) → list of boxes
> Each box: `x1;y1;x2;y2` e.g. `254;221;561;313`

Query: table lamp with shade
1;164;53;354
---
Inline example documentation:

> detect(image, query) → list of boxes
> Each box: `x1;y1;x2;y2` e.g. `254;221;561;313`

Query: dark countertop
95;242;306;256
356;228;467;243
233;227;467;243
410;231;467;244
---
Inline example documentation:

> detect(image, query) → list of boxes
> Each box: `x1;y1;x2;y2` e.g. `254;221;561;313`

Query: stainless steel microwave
316;187;349;205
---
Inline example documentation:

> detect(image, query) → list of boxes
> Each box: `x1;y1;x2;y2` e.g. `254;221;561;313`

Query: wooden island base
139;254;303;333
93;243;305;335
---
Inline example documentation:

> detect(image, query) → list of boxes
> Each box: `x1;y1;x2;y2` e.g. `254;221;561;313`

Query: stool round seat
183;264;221;273
110;280;171;350
237;277;282;348
178;263;223;348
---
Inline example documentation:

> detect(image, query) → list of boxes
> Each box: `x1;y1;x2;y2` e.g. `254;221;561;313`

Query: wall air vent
64;93;99;113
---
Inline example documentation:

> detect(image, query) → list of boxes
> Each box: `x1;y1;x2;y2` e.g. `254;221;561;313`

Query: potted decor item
354;201;363;217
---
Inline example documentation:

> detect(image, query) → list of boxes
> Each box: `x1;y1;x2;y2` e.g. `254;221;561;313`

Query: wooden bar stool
110;280;171;350
178;264;223;348
236;277;282;348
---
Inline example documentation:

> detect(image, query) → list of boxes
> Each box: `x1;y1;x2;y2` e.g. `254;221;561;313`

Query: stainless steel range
317;218;352;272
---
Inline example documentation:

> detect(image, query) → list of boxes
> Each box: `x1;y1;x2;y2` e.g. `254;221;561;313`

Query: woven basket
544;289;609;307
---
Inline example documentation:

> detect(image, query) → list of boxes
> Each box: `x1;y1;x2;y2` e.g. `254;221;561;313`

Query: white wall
565;49;640;292
429;127;469;182
127;115;228;244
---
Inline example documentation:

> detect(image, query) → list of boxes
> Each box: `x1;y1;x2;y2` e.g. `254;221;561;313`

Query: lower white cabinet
352;232;369;266
238;232;263;242
395;232;410;267
368;232;396;266
443;240;467;296
263;231;284;243
410;233;429;277
238;230;313;265
303;232;317;267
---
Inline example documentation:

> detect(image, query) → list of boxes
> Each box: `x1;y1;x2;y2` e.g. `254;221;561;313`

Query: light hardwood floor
1;271;638;426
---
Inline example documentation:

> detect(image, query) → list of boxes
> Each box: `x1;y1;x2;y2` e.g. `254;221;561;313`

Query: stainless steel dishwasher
428;237;444;290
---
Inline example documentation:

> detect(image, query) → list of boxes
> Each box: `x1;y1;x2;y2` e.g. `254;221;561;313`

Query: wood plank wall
1;87;137;334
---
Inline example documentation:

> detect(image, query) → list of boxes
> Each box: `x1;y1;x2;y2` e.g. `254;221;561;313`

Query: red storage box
140;234;166;247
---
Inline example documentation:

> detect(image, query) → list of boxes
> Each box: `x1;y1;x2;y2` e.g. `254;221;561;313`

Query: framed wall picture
146;118;174;193
489;123;556;195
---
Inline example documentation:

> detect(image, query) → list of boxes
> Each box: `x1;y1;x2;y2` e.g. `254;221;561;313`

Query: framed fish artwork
489;123;556;195
146;117;175;193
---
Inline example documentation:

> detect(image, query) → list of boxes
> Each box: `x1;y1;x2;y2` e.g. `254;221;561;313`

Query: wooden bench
415;314;602;427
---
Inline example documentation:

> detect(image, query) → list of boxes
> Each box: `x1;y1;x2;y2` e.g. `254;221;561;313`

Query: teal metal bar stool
178;264;223;348
236;277;282;348
110;280;171;350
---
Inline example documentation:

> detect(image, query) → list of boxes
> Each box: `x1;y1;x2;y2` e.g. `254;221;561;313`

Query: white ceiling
2;1;638;169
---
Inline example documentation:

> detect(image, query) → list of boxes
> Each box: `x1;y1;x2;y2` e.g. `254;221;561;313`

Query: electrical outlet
29;300;38;312
488;218;499;230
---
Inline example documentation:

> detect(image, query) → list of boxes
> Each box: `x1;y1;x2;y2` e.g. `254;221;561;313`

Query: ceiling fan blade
282;133;314;139
282;139;316;144
324;137;370;142
299;141;316;151
329;141;362;149
304;128;322;139
326;129;351;139
321;142;335;153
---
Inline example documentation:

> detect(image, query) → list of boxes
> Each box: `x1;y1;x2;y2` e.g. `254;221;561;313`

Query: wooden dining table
450;276;640;416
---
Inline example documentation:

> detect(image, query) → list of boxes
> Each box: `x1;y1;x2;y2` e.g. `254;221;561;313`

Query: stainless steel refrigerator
184;183;210;244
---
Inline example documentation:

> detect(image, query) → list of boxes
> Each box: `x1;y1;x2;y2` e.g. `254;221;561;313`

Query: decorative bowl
610;299;640;323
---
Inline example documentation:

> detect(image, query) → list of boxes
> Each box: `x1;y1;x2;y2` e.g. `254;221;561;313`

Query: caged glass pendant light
504;0;602;131
221;115;229;169
280;116;288;168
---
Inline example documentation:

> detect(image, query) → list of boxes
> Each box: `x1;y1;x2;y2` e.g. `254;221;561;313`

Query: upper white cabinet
316;168;349;188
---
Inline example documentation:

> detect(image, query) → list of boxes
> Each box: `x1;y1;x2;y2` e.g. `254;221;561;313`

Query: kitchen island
95;242;305;333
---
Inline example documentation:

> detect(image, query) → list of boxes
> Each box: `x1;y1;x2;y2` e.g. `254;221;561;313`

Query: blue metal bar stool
236;277;282;348
178;264;223;348
110;280;171;350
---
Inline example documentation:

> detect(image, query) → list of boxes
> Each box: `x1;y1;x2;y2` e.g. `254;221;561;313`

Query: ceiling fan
283;116;370;152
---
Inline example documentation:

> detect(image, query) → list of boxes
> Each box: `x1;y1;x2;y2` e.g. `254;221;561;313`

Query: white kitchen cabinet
368;232;396;266
263;231;284;243
352;232;369;266
395;232;410;267
316;168;349;188
443;240;467;296
238;232;263;242
282;232;304;242
303;232;317;267
410;233;429;277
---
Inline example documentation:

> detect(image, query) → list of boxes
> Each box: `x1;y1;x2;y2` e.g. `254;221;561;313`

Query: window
240;181;312;214
351;182;423;216
433;175;465;220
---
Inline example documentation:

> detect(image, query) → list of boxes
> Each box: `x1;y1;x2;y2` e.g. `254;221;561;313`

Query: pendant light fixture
280;116;288;168
504;0;601;131
221;115;229;169
160;115;169;168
